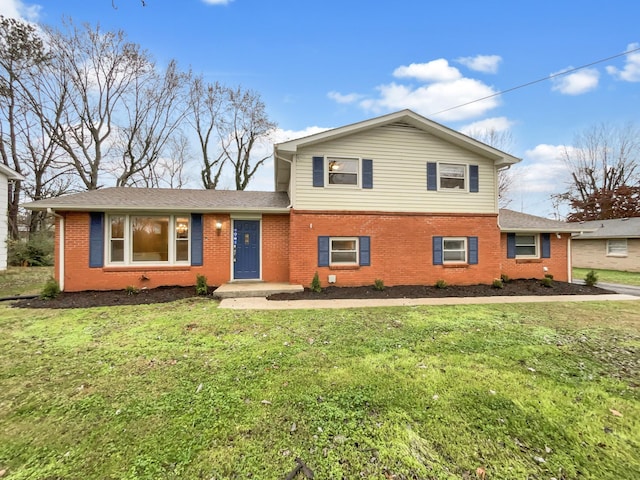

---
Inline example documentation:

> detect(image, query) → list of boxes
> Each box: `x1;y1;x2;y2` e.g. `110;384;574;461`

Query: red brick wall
57;212;290;292
261;214;290;282
499;233;570;282
289;210;502;287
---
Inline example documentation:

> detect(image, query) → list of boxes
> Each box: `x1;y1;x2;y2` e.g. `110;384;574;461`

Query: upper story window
515;234;538;258
439;163;466;190
607;239;627;257
107;214;190;265
327;157;359;186
427;162;478;192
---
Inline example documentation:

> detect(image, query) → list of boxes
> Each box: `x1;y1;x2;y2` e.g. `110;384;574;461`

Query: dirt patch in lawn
10;279;614;309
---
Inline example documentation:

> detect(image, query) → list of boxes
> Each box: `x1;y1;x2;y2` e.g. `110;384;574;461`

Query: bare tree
221;86;276;190
0;16;49;238
187;76;227;189
45;20;152;190
136;132;193;188
111;59;190;186
466;127;515;208
555;122;640;221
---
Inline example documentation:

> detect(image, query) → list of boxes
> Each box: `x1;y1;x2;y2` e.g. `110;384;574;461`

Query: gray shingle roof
498;209;591;233
571;217;640;239
23;187;291;212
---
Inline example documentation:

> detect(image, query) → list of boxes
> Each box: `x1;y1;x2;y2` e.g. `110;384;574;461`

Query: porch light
215;221;223;231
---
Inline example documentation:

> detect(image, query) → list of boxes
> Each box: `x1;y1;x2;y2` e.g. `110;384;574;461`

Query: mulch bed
11;279;613;309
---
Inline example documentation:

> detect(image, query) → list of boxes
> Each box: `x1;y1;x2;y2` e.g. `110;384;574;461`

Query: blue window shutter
191;214;203;266
359;236;370;266
427;162;437;191
312;156;324;187
318;236;329;267
432;236;443;265
469;165;479;193
89;212;104;268
507;233;516;258
362;159;373;189
541;233;551;258
468;236;478;264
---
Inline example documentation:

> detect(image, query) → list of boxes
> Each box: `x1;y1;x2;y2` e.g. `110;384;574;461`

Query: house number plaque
244;233;250;245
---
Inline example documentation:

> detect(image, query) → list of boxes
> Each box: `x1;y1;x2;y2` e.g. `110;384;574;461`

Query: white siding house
0;164;25;270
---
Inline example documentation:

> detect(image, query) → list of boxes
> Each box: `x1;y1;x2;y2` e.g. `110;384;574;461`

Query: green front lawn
0;266;53;297
1;300;638;479
573;267;640;286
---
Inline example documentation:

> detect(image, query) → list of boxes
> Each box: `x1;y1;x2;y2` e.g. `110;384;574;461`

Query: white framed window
327;157;359;186
107;214;190;265
330;237;359;265
515;234;539;258
439;163;466;190
443;237;467;263
607;239;627;257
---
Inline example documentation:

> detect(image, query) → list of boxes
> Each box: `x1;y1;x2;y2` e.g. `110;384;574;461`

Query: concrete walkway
218;293;639;310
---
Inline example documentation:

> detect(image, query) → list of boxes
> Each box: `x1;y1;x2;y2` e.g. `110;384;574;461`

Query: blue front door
233;220;260;279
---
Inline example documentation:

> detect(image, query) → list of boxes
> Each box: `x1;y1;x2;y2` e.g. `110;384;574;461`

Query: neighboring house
24;109;584;292
0;163;25;271
572;217;640;272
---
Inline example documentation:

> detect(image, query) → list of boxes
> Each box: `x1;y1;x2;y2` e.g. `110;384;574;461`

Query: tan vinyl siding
294;124;498;213
572;238;640;272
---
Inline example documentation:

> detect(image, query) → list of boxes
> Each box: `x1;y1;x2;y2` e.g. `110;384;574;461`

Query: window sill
442;263;469;269
103;265;192;272
329;265;360;271
516;258;542;264
606;254;627;258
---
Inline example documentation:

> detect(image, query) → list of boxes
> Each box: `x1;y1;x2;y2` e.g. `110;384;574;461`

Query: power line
428;45;640;118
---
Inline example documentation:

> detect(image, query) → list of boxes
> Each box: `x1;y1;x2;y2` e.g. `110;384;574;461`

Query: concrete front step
213;282;304;299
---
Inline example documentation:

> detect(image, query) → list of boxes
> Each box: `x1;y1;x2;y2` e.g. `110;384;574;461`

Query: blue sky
3;0;640;218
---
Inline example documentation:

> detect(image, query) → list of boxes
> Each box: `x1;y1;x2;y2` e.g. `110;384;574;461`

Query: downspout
47;208;64;291
567;234;572;283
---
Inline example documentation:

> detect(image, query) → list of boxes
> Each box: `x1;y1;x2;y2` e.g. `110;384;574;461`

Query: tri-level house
24;110;583;292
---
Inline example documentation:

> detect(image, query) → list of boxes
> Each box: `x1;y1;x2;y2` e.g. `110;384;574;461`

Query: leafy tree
555;123;640;221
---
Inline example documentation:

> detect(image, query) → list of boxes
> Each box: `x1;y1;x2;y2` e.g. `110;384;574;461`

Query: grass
0;300;639;479
0;266;53;297
574;267;640;286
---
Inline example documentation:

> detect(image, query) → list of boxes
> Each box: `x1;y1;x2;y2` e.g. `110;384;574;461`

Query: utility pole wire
429;45;640;118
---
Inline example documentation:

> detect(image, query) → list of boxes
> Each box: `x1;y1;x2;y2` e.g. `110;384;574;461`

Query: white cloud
329;56;501;122
606;42;640;82
460;116;513;136
0;0;41;21
551;67;599;95
511;144;572;193
393;59;462;82
457;54;502;74
202;0;234;5
327;91;363;104
359;77;499;122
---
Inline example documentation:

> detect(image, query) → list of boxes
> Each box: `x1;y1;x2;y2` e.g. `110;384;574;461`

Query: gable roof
275;109;522;166
22;187;291;213
571;217;640;239
0;163;25;181
498;209;594;233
